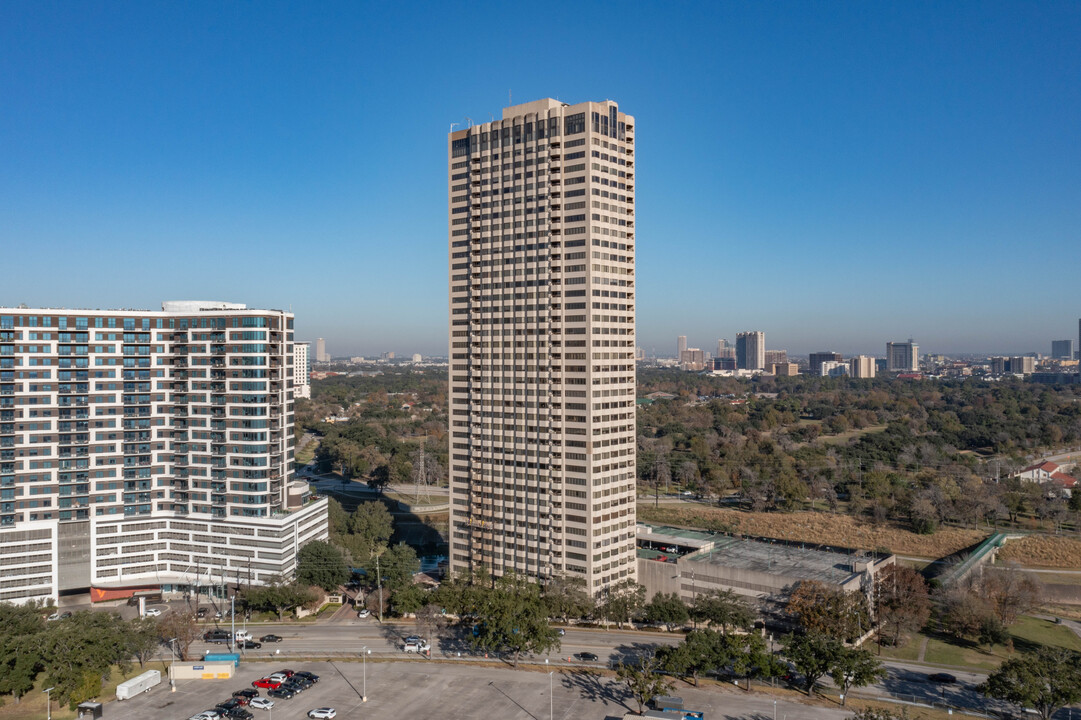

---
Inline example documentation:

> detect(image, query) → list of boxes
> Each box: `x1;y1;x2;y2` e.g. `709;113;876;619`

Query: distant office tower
772;362;799;376
850;355;876;379
315;337;328;363
447;97;637;595
0;301;328;605
635;346;645;361
713;357;737;371
1052;340;1074;360
886;340;919;372
677;336;687;359
412;353;423;363
1010;356;1036;374
764;350;788;367
716;339;735;360
680;348;704;369
735;331;765;370
990;356;1008;375
808;352;843;376
294;341;311;399
821;361;848;377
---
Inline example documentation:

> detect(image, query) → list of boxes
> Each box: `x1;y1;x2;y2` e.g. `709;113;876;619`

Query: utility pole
230;595;236;652
376;554;383;622
44;687;53;720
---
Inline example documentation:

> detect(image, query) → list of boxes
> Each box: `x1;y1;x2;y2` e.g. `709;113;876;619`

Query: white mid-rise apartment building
447;98;637;596
294;341;311;399
0;301;327;604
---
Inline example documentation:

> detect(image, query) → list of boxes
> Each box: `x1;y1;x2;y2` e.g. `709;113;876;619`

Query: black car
196;608;209;618
281;680;308;693
928;673;957;684
574;652;599;662
293;671;319;684
232;689;259;700
204;630;231;644
239;640;262;650
222;709;253;720
216;699;244;712
267;687;295;700
260;634;283;643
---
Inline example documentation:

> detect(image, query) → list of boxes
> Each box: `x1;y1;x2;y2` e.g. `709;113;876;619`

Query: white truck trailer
116;669;161;700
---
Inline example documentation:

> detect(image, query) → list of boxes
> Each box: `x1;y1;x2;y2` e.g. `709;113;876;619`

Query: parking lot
100;659;850;720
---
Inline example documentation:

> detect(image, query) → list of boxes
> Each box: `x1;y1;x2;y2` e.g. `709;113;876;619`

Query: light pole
773;699;777;720
44;686;54;720
168;637;178;690
549;671;554;720
362;646;370;702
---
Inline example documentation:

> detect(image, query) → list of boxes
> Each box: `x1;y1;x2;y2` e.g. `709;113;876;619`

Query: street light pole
362;646;369;702
44;687;54;720
549;671;554;720
168;637;178;690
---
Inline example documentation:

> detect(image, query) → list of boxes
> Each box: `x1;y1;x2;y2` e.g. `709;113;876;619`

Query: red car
252;678;282;689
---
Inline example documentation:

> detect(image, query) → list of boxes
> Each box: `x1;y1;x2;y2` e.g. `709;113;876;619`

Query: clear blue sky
2;1;1079;357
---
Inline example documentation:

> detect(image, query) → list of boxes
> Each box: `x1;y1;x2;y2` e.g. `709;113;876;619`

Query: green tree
597;578;647;630
347;501;394;556
39;611;130;706
788;581;870;642
326;497;349;536
243;581;319;621
542;574;594;623
659;629;724;687
830;646;886;705
979;647;1081;720
0;603;45;701
783;632;844;696
391;583;428;616
379;543;421;591
615;651;674;714
296;540;350;591
691;588;754;634
471;572;561;667
644;592;689;631
127;617;162;668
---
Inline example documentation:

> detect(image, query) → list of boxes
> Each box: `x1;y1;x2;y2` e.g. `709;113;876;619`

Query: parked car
196;608;209;618
356;609;370;618
260;634;283;643
574;652;599;662
287;677;313;689
293;671;319;684
928;673;957;684
216;699;244;712
308;709;337;719
189;712;222;720
252;679;281;690
274;669;295;677
403;641;431;653
232;689;259;700
239;639;262;649
267;687;295;700
143;607;162;617
249;698;274;711
268;672;290;683
222;709;252;720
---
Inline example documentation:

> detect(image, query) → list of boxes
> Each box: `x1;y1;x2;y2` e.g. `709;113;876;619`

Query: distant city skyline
2;3;1079;356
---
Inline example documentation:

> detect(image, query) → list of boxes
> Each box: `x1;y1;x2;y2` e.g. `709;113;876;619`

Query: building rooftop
686;535;867;585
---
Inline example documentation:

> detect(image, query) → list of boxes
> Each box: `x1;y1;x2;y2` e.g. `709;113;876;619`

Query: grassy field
879;616;1081;671
637;505;986;558
816;424;889;446
998;534;1081;569
295;436;319;465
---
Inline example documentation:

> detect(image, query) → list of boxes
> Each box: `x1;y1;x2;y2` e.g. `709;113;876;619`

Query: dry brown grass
998;535;1081;569
637;505;987;558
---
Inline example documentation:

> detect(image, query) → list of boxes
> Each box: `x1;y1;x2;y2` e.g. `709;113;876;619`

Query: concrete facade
447;98;637;595
0;303;328;604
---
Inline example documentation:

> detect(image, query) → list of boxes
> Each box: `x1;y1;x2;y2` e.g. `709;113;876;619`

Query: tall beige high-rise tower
447;98;637;595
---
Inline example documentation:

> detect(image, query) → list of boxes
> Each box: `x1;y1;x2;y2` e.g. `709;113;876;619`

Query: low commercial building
636;524;894;605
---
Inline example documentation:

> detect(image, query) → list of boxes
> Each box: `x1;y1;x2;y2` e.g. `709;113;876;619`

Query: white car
268;672;290;683
308;710;336;719
250;698;274;711
356;608;370;618
403;641;430;653
189;712;221;720
143;608;162;617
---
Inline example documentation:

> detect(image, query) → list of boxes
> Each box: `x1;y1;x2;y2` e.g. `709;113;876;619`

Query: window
565;113;585;135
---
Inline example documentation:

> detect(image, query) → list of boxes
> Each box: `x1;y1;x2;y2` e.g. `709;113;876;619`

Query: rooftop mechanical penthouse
0;301;328;604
